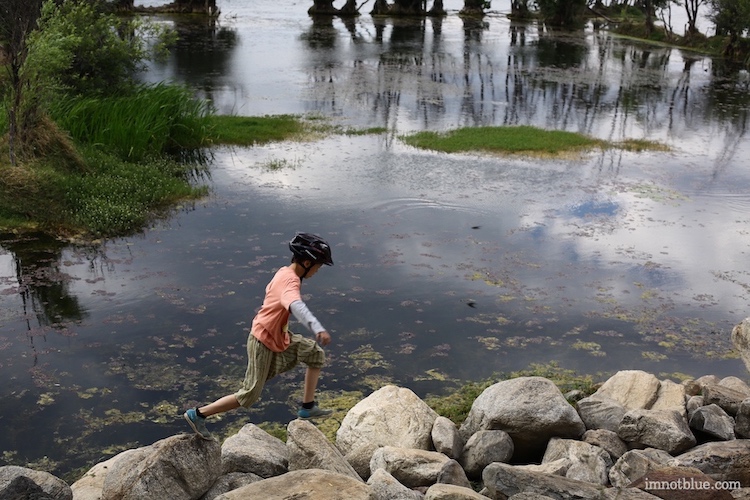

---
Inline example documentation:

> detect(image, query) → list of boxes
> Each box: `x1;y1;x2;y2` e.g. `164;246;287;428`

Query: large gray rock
214;469;371;500
426;483;491;499
719;376;750;396
593;370;661;410
576;396;627;432
221;423;288;477
459;430;514;479
582;429;628;461
344;442;382;480
71;453;130;500
731;318;750;375
286;419;362;481
337;385;439;456
670;440;750;484
541;437;612;485
199;472;262;500
0;466;72;500
617;408;696;454
689;403;736;441
436;459;472;489
482;462;608;500
370;446;451;488
367;468;423;500
459;377;586;461
608;448;674;488
703;384;749;416
432;416;464;460
101;434;222;500
651;379;687;418
735;399;750;438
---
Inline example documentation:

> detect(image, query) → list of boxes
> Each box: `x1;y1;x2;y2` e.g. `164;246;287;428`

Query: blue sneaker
297;402;333;420
184;408;212;440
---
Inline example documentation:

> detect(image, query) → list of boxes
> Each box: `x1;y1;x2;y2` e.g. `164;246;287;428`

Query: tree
0;0;43;166
708;0;750;57
681;0;707;36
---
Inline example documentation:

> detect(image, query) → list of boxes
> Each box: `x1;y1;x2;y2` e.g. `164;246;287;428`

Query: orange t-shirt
251;266;302;352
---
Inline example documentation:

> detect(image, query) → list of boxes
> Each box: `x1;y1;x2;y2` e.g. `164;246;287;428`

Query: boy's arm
290;300;330;345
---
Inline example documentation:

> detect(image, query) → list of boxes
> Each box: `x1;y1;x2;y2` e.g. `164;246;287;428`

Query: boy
184;232;334;439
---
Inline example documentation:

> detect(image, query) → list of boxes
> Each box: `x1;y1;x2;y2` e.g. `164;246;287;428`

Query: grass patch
401;125;666;156
207;114;307;146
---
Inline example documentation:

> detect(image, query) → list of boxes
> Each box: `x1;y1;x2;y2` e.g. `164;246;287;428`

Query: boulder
541;437;612;485
345;442;382;480
101;434;222;500
199;472;262;500
703;384;748;416
432;416;465;460
687;396;704;421
618;409;696;454
731;318;750;375
670;440;750;485
459;430;514;478
689;404;736;441
436;459;472;489
627;465;734;500
459;377;586;461
221;423;288;477
735;399;750;438
71;453;130;500
370;446;451;488
482;462;608;499
367;468;424;500
214;469;371;499
593;370;661;410
719;377;750;396
651;380;687;418
609;449;675;488
336;385;439;456
0;466;72;500
286;419;362;481
582;429;628;461
425;483;491;499
576;396;627;433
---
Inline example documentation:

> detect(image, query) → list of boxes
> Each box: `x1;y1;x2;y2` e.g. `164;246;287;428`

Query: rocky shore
4;318;750;500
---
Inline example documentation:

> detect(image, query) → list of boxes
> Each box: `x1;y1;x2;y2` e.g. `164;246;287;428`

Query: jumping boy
184;232;335;439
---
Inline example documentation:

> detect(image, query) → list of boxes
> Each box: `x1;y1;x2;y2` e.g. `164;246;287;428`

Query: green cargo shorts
234;333;325;408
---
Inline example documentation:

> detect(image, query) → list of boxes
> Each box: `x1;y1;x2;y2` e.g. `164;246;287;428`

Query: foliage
534;0;587;26
0;145;207;237
708;0;750;56
50;83;212;162
25;0;175;97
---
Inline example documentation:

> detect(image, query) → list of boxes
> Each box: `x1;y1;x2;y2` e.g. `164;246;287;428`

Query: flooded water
1;0;750;479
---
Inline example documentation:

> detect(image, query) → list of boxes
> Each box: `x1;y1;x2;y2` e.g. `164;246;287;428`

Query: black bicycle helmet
289;233;334;266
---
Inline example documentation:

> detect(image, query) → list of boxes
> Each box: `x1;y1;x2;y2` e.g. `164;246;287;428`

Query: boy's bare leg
303;366;321;403
199;394;241;417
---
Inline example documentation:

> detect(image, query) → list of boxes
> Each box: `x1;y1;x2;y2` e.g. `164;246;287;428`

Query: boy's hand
316;331;331;346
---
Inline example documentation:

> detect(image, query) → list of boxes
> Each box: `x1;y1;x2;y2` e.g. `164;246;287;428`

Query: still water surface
1;0;749;478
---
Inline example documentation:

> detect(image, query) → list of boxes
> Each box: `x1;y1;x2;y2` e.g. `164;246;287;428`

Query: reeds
51;83;212;162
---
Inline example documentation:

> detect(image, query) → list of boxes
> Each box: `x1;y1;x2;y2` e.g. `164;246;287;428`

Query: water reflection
0;234;88;331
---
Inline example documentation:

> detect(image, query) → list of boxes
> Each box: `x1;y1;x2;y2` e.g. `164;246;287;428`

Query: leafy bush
25;0;174;97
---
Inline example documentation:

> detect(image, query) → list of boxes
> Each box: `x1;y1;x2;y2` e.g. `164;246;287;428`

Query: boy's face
305;261;324;278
